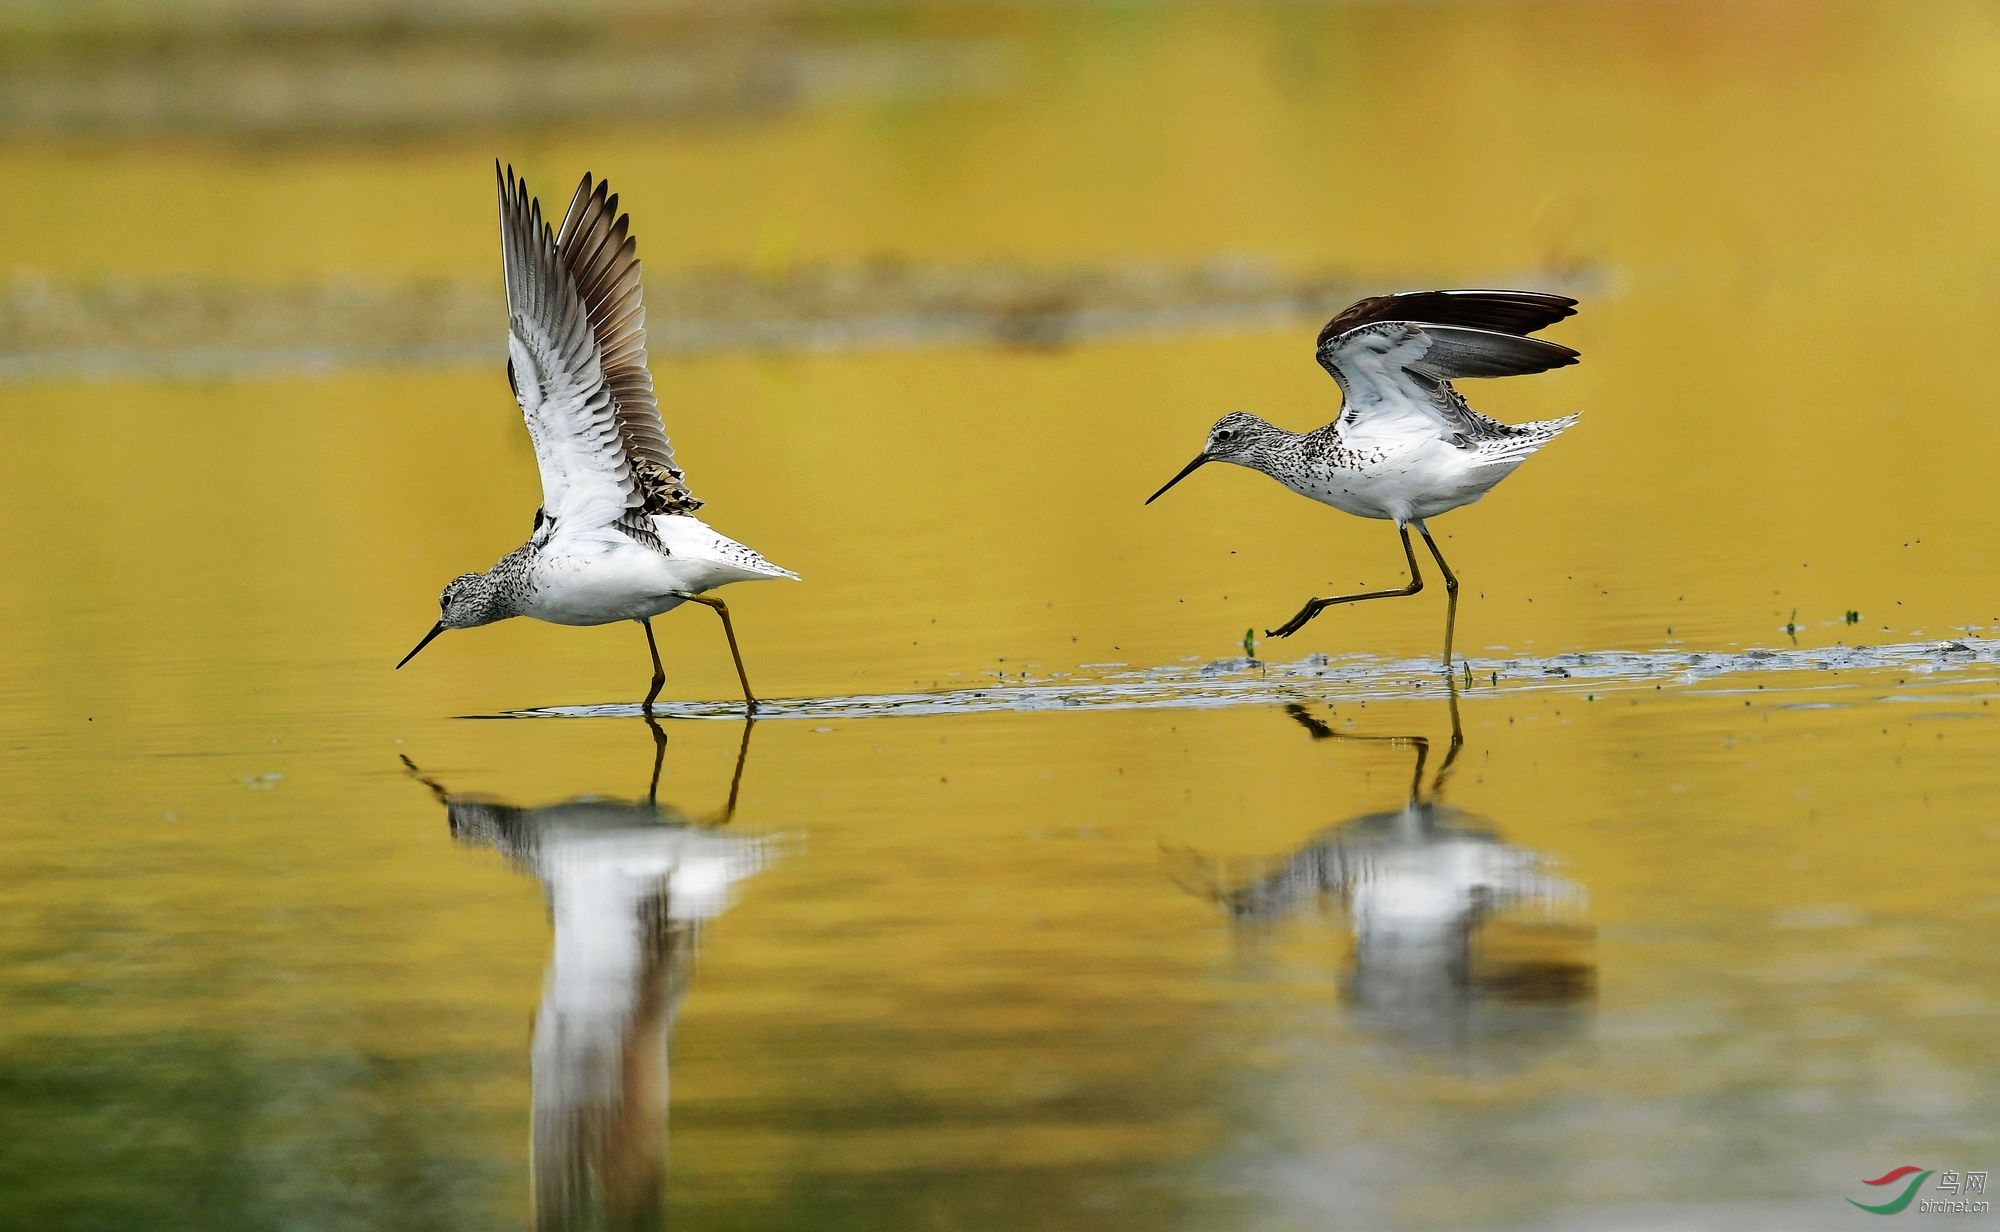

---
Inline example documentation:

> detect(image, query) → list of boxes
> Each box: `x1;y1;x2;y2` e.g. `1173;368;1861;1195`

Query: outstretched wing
1315;289;1576;348
1314;289;1579;438
554;173;703;517
497;163;642;532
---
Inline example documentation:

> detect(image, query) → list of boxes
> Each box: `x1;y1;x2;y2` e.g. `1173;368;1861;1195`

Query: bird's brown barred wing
554;173;704;517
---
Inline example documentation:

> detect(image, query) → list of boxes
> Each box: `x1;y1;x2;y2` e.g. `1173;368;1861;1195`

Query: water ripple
480;637;2000;721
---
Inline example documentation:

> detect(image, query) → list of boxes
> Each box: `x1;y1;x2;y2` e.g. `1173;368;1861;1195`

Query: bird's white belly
1283;439;1514;525
521;542;702;626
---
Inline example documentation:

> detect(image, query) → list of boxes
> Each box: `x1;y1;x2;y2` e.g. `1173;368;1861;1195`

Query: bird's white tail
1473;412;1580;466
653;514;799;583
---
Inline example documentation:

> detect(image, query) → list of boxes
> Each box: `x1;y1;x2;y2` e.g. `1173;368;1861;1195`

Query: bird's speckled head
1200;411;1285;466
1145;411;1288;505
396;570;509;670
438;572;507;630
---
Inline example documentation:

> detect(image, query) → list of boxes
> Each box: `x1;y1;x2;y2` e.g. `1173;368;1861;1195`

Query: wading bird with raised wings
398;165;796;712
1146;289;1581;667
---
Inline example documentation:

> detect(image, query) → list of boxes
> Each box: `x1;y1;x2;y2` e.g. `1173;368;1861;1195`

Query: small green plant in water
1785;609;1798;637
1242;627;1256;659
1845;609;1860;624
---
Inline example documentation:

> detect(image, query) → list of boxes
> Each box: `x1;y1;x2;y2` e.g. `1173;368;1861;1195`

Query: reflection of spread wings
1314;290;1579;440
555;173;703;517
497;164;643;532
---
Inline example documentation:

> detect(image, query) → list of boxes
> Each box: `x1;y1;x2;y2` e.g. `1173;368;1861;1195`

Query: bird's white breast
521;534;696;626
1278;436;1521;525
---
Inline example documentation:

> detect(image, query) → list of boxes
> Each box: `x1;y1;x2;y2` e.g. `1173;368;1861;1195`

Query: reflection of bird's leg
1428;677;1466;804
399;754;450;804
1413;519;1460;670
1283;703;1430;807
685;594;757;713
640;618;666;713
706;719;756;826
1284;702;1424;750
639;714;750;818
642;715;668;804
1407;737;1431;810
1268;526;1424;639
1282;703;1339;741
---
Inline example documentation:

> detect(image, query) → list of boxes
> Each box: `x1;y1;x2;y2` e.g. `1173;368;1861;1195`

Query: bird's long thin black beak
1146;453;1211;505
396;622;446;670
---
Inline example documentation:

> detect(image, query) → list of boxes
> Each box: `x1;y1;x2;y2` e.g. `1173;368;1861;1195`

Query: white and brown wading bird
398;165;796;712
1146;290;1581;667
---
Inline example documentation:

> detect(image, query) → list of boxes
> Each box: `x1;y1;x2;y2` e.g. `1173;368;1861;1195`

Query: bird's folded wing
498;163;640;532
555;174;703;516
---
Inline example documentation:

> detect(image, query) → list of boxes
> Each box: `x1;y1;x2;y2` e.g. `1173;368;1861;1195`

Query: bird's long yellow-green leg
640;617;666;714
1413;519;1461;670
686;594;757;714
1267;525;1425;640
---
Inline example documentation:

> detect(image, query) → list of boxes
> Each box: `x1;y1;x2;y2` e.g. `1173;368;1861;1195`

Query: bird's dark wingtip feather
1317;288;1581;352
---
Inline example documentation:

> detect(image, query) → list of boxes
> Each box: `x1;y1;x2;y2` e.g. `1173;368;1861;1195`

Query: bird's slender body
1146;289;1582;665
399;165;796;711
513;515;787;626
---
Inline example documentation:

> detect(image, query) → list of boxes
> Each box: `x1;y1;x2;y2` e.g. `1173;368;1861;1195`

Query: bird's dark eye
1216;429;1234;440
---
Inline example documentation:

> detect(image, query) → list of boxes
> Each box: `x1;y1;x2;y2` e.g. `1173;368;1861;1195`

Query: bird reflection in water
404;719;774;1231
1176;684;1593;1047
